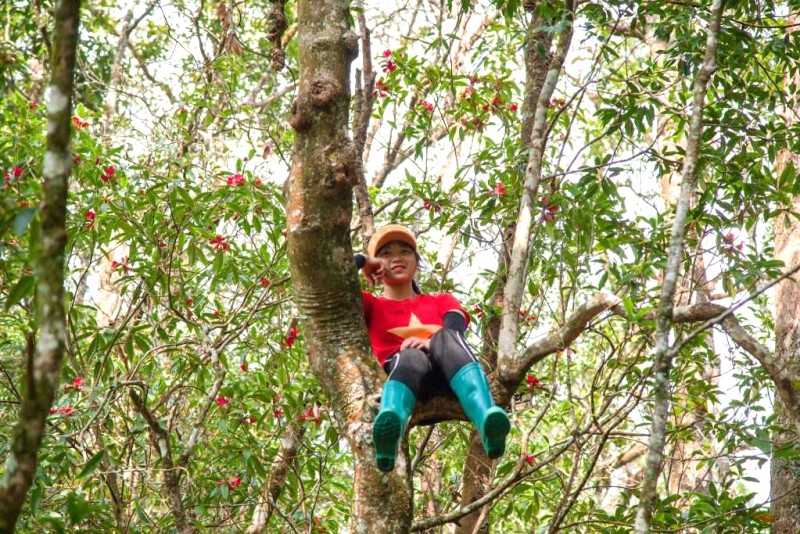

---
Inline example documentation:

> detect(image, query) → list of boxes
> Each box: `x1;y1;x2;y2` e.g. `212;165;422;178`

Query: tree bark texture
0;1;81;531
285;1;413;532
633;0;724;531
771;30;800;528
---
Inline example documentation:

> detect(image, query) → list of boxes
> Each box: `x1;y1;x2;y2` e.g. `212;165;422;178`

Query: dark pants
382;329;478;400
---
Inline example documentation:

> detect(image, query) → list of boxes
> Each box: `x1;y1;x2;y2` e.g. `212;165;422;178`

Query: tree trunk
0;0;81;530
771;50;800;531
285;1;412;531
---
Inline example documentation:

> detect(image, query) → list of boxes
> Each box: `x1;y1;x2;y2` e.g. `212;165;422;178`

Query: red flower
84;209;96;229
226;173;244;186
481;104;490;112
29;101;38;110
524;454;535;466
101;165;116;183
243;415;257;424
382;49;392;57
542;204;559;223
240;361;248;372
526;375;540;389
509;103;518;112
11;166;22;178
59;405;74;416
494;182;507;196
209;235;230;252
185;297;194;307
178;105;186;114
254;178;262;186
423;200;432;210
111;257;130;274
420;100;434;112
213;310;222;319
73;156;82;165
375;79;390;98
260;276;270;288
722;232;735;243
227;476;242;490
216;396;229;408
49;407;58;415
158;240;168;248
384;60;397;73
73;377;84;390
273;408;283;418
301;405;322;426
285;326;299;347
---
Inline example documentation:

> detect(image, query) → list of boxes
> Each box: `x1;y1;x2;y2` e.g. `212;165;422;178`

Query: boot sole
373;411;402;472
484;409;510;459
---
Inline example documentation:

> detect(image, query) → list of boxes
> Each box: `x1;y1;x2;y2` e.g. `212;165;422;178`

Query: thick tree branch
0;1;81;530
498;1;574;373
246;420;307;533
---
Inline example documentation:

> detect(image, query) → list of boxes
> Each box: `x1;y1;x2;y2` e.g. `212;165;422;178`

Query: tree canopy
2;0;800;532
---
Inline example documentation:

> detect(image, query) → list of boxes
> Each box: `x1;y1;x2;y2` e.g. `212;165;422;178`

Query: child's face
376;241;417;286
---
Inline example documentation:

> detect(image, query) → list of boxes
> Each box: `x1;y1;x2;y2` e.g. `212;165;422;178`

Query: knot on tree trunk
309;74;342;108
288;98;312;132
323;142;357;190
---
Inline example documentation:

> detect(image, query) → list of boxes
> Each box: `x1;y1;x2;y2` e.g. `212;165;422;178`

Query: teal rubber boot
373;380;416;472
449;362;510;459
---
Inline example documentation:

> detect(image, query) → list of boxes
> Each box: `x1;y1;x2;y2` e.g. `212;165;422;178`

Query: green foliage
1;0;796;531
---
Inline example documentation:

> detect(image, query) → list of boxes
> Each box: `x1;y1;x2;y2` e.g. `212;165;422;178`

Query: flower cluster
111;257;130;274
209;235;230;253
72;116;90;129
420;100;434;113
375;79;390;98
422;200;442;213
64;377;84;391
227;173;244;186
50;405;74;416
84;210;96;229
540;196;559;223
300;404;323;426
526;374;543;389
3;166;23;186
285;326;299;347
722;232;744;255
101;165;116;183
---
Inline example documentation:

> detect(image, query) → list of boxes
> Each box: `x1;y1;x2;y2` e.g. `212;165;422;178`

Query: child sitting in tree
354;224;510;471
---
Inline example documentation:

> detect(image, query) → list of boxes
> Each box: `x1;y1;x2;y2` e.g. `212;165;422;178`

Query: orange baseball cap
367;224;417;257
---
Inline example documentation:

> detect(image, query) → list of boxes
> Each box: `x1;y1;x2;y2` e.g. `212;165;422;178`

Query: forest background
2;0;800;532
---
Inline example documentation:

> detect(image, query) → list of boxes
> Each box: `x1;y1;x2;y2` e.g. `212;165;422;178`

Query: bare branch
635;0;725;529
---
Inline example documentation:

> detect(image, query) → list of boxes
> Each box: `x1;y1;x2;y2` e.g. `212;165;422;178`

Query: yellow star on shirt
387;313;442;340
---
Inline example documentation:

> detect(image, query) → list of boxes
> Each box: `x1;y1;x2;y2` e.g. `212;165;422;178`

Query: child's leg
373;349;430;471
429;329;510;459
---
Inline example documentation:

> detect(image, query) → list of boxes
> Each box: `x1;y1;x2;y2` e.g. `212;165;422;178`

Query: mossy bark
0;0;81;530
285;1;412;531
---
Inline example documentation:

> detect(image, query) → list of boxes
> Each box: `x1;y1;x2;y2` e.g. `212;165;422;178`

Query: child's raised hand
362;256;385;286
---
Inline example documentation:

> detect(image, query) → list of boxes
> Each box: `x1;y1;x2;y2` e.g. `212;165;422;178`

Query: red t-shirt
361;292;469;365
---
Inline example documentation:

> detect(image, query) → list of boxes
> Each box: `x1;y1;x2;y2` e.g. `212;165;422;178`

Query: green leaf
5;275;35;310
77;450;106;479
13;207;36;236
